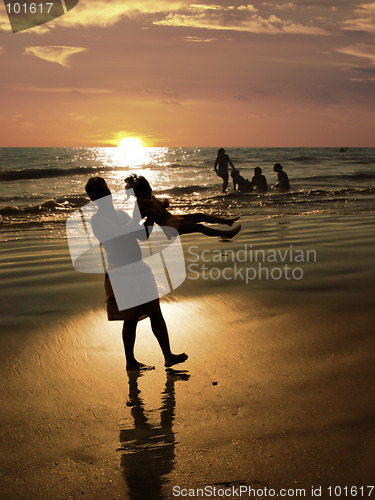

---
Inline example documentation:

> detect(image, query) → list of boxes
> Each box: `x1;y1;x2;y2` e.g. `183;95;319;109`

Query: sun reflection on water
95;147;172;203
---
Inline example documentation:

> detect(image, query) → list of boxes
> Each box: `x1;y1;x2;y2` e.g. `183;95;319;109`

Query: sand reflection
119;369;190;499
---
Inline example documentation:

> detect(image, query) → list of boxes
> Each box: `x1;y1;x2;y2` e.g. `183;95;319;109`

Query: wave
298;172;375;183
0;165;125;181
288;155;317;163
156;184;213;195
0;195;88;216
1;185;374;223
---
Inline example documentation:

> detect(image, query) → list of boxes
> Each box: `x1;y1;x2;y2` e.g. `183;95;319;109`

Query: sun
117;137;147;166
117;137;144;154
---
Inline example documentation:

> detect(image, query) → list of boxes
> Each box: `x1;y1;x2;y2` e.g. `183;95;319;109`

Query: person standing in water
214;148;236;193
272;163;290;192
251;167;268;193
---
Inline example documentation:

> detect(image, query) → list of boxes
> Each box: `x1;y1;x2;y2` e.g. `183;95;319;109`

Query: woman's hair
254;167;262;175
124;174;151;197
218;147;225;155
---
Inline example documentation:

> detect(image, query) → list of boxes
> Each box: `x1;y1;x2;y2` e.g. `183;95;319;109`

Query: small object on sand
212;381;218;386
126;401;133;407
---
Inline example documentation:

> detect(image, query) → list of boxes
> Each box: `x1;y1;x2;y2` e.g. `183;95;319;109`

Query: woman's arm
214;158;219;175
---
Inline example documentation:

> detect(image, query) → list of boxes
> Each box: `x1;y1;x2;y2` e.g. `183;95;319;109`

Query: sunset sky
1;0;374;147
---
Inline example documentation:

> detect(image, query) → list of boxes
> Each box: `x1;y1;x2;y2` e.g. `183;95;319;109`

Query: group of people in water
214;147;290;194
84;147;291;372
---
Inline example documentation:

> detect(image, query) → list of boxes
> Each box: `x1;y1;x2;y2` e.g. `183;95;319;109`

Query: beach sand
1;214;375;499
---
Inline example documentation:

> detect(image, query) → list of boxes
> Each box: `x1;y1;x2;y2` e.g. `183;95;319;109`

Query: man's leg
122;320;147;371
149;311;188;368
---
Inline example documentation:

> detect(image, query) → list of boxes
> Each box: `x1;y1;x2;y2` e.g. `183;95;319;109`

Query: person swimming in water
272;163;290;192
125;174;241;239
231;169;253;193
251;167;268;193
214;148;236;193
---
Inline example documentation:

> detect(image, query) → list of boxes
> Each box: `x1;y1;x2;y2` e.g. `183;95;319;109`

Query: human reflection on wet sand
119;369;190;500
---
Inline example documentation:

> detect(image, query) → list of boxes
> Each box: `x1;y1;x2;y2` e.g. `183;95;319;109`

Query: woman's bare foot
126;361;155;372
165;353;188;368
226;224;241;238
227;216;240;226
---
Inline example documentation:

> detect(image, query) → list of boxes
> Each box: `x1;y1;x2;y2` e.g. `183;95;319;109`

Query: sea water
1;147;375;240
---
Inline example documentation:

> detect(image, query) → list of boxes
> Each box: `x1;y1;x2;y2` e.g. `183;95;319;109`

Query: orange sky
1;0;375;147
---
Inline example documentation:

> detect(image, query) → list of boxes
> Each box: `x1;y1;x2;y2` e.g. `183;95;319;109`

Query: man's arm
142;216;154;240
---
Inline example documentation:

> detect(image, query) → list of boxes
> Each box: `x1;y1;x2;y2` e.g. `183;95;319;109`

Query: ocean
1;147;375;241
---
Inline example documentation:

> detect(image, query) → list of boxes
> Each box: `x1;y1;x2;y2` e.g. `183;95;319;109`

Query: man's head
85;177;111;201
254;167;262;175
274;163;283;173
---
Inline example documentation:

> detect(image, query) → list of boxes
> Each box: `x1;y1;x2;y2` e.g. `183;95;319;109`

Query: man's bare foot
227;216;240;226
126;361;155;372
165;353;188;368
226;224;241;238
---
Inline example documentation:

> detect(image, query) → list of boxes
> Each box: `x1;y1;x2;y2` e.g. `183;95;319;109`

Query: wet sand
1;214;375;498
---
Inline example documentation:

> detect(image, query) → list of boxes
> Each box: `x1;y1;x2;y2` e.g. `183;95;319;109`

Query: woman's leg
182;213;240;226
179;221;241;238
222;174;228;193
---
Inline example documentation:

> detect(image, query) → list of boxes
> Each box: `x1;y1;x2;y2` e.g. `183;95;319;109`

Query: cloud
153;8;329;35
189;4;258;12
13;84;113;94
0;47;4;54
24;46;87;66
261;2;297;10
161;99;181;105
0;0;185;32
185;35;217;42
189;4;223;11
0;10;11;32
0;0;327;36
341;2;375;33
336;44;375;65
56;0;185;28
